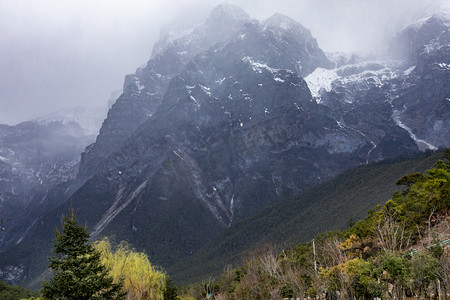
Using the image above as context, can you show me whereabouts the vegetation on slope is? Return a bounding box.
[6,151,449,299]
[180,151,450,299]
[0,280,39,300]
[170,151,446,284]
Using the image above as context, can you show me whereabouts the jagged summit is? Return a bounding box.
[409,12,450,29]
[152,3,251,58]
[390,13,450,62]
[205,3,250,27]
[263,13,310,35]
[78,3,331,180]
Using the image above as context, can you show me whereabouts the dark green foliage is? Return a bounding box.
[41,212,126,300]
[379,252,411,285]
[396,172,425,188]
[410,251,443,298]
[0,280,39,300]
[163,276,178,300]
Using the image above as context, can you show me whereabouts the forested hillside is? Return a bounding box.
[170,151,446,284]
[179,150,450,299]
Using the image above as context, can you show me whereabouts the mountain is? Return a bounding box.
[0,6,448,287]
[0,106,106,258]
[77,3,254,180]
[34,106,108,136]
[389,13,450,150]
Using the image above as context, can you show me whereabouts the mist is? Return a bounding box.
[0,0,448,125]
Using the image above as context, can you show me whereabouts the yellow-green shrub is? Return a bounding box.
[95,238,166,300]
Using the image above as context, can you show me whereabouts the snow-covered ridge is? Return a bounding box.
[404,66,416,75]
[242,56,295,84]
[407,12,450,30]
[437,62,450,70]
[34,106,107,136]
[304,68,339,101]
[305,59,400,103]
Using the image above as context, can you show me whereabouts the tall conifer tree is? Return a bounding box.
[42,211,126,300]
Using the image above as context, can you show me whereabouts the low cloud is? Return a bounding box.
[0,0,448,124]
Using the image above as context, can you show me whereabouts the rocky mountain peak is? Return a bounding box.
[78,4,253,180]
[152,4,250,58]
[205,3,250,28]
[263,13,310,36]
[390,13,450,63]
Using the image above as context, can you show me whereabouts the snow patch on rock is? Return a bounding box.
[242,56,280,74]
[304,68,339,102]
[392,107,438,151]
[404,66,416,75]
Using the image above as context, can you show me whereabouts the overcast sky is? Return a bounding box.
[0,0,448,125]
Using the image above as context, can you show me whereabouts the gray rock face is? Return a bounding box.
[390,14,450,150]
[78,3,253,179]
[78,10,336,226]
[78,4,333,180]
[390,13,450,63]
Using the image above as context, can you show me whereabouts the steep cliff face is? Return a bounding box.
[390,14,450,150]
[78,4,253,179]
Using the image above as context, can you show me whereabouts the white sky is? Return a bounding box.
[0,0,448,125]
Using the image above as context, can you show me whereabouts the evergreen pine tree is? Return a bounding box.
[163,276,178,300]
[41,211,126,300]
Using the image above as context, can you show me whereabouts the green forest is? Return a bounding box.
[1,151,449,299]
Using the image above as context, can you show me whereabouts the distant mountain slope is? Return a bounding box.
[0,106,106,266]
[169,151,445,284]
[0,118,94,246]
